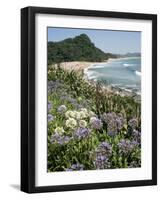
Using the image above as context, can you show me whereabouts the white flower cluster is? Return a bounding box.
[54,127,65,135]
[65,108,89,120]
[65,118,77,129]
[79,120,87,128]
[90,116,97,124]
[65,108,96,129]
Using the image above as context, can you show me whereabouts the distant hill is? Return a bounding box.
[48,34,117,65]
[123,52,141,57]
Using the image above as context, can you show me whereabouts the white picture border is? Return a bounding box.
[35,13,152,186]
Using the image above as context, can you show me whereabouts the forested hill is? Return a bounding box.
[48,34,117,65]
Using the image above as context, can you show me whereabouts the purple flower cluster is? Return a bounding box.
[47,114,54,122]
[50,133,71,145]
[68,97,77,104]
[129,160,141,168]
[94,155,111,169]
[48,101,52,113]
[131,140,139,147]
[117,139,135,155]
[66,163,84,171]
[90,117,103,130]
[60,95,83,109]
[132,129,141,144]
[96,142,112,156]
[57,105,67,113]
[74,128,91,140]
[101,112,125,136]
[128,118,138,130]
[48,80,61,94]
[60,94,70,101]
[94,142,112,169]
[60,94,74,103]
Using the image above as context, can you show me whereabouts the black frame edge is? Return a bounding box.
[152,14,157,185]
[21,7,35,193]
[24,6,157,20]
[21,6,157,193]
[21,7,30,193]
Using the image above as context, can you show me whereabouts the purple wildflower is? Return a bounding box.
[118,139,134,155]
[70,101,83,110]
[101,112,125,136]
[133,129,141,144]
[60,95,69,101]
[57,105,67,113]
[131,140,139,147]
[94,155,111,169]
[63,136,71,143]
[129,160,141,168]
[74,104,83,110]
[66,163,84,171]
[108,130,117,137]
[116,113,125,130]
[68,97,77,104]
[90,117,103,130]
[48,80,61,93]
[50,133,71,145]
[50,133,61,143]
[74,128,91,140]
[93,142,112,169]
[96,142,112,156]
[48,102,52,113]
[47,114,54,122]
[128,118,138,130]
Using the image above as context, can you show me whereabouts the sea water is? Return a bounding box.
[85,57,141,95]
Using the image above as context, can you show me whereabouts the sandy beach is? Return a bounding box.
[52,61,101,72]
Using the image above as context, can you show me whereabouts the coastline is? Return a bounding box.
[52,61,99,72]
[51,58,141,103]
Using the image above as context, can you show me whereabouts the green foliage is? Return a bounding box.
[48,34,117,65]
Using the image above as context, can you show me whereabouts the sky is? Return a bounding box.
[48,27,141,54]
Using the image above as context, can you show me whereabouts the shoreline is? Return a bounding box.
[52,61,99,72]
[51,58,141,103]
[51,57,120,72]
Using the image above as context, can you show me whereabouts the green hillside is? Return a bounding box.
[48,34,117,65]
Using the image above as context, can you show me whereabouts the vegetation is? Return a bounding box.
[47,66,141,172]
[48,34,117,65]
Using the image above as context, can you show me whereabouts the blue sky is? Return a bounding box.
[48,27,141,54]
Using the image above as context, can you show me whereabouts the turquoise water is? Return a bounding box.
[85,57,141,94]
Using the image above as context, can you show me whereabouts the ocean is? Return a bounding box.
[85,57,141,95]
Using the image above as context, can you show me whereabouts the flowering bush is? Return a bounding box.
[47,67,141,172]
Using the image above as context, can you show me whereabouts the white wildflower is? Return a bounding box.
[80,108,88,113]
[65,110,75,118]
[90,117,97,124]
[66,118,77,129]
[54,127,65,135]
[79,111,87,119]
[79,120,87,128]
[75,111,81,120]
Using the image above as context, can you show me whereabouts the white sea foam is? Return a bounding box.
[123,63,136,67]
[135,70,141,76]
[84,69,97,80]
[89,65,105,69]
[88,62,110,70]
